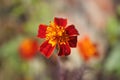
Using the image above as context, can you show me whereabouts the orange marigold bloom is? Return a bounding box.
[37,17,79,58]
[77,36,99,61]
[19,39,38,60]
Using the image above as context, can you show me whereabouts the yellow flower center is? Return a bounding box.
[46,22,69,46]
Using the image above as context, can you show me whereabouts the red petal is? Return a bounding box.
[68,36,77,47]
[65,25,79,36]
[54,17,67,27]
[58,43,71,56]
[40,40,55,58]
[37,24,47,38]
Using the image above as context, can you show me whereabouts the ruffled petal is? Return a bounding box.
[40,40,55,58]
[65,25,79,36]
[54,17,67,27]
[58,43,71,56]
[37,24,47,38]
[68,36,77,47]
[77,37,98,61]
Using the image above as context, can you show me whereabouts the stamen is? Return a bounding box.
[46,23,69,46]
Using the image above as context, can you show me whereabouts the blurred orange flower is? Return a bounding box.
[19,39,38,60]
[77,36,99,61]
[37,17,79,58]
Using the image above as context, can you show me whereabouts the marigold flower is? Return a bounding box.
[19,39,38,60]
[37,17,79,58]
[77,36,99,61]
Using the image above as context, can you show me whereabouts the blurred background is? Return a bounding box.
[0,0,120,80]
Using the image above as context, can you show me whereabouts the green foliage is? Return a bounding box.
[11,5,25,17]
[106,16,120,46]
[24,1,53,36]
[0,36,23,57]
[104,43,120,74]
[117,5,120,16]
[0,35,30,78]
[105,15,120,75]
